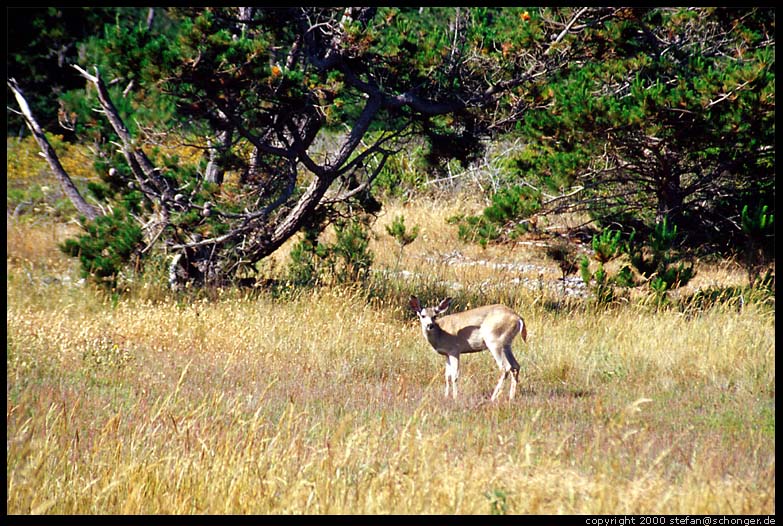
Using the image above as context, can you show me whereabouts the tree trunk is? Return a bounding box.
[205,127,233,185]
[655,161,683,224]
[7,79,100,221]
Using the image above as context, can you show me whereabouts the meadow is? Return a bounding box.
[6,195,775,514]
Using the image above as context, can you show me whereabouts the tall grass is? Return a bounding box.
[6,208,775,514]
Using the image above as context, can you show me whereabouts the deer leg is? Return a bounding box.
[508,368,520,400]
[444,360,451,398]
[488,343,510,401]
[503,346,521,401]
[491,370,508,401]
[447,354,460,399]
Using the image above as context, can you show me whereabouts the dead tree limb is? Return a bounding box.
[71,64,174,213]
[7,78,101,221]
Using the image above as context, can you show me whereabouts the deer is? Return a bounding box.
[409,296,527,401]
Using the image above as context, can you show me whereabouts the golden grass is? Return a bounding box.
[7,136,98,182]
[6,205,775,515]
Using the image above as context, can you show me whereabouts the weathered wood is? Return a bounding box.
[7,79,100,221]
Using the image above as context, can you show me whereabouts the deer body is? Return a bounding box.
[409,296,527,401]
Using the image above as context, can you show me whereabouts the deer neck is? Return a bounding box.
[423,322,445,350]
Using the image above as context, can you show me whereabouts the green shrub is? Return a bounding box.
[287,228,328,287]
[371,139,429,196]
[482,185,541,226]
[580,256,615,306]
[449,185,542,246]
[449,214,500,248]
[385,214,419,248]
[614,264,635,288]
[591,228,623,263]
[287,219,374,286]
[385,214,419,268]
[60,207,144,288]
[624,217,695,296]
[332,220,374,283]
[739,203,775,286]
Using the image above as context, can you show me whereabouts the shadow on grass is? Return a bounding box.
[464,386,595,408]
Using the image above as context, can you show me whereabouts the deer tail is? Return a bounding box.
[518,318,527,343]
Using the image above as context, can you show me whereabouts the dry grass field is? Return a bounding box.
[6,197,775,514]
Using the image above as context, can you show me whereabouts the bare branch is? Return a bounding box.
[72,64,173,207]
[321,150,391,204]
[548,7,591,52]
[328,94,383,170]
[7,78,100,220]
[707,80,752,108]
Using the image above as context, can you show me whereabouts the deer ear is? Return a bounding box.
[437,297,453,314]
[409,296,421,313]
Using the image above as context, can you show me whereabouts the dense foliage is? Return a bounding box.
[7,7,774,290]
[474,8,774,257]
